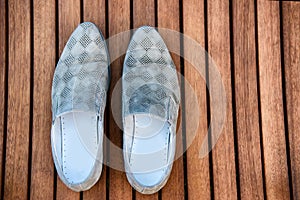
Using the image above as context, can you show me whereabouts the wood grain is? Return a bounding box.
[133,0,155,28]
[232,0,264,199]
[82,1,107,199]
[282,2,300,200]
[4,0,31,199]
[0,0,6,197]
[183,0,211,199]
[58,0,81,56]
[158,0,184,199]
[108,0,132,199]
[133,0,157,199]
[57,0,81,199]
[83,0,106,33]
[30,0,56,199]
[257,0,290,199]
[207,0,237,199]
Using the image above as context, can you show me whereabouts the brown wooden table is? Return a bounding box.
[0,0,299,199]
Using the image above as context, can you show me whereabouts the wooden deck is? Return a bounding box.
[0,0,300,199]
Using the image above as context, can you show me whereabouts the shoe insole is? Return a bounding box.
[128,114,170,187]
[61,112,98,184]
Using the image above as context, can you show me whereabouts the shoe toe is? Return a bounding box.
[132,168,167,187]
[59,22,108,65]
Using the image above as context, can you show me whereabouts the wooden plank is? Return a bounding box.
[82,0,107,199]
[133,0,155,28]
[182,0,211,199]
[83,0,106,32]
[232,0,264,199]
[30,0,56,199]
[0,0,6,197]
[4,0,31,198]
[132,0,157,199]
[157,0,184,199]
[57,0,81,199]
[257,0,290,199]
[282,2,300,199]
[58,0,81,56]
[108,0,132,199]
[207,0,237,199]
